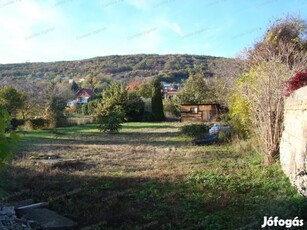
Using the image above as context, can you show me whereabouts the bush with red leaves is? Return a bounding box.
[285,70,307,97]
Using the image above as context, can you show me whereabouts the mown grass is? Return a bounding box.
[0,122,306,229]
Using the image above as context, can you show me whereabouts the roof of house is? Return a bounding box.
[75,88,94,97]
[165,90,178,95]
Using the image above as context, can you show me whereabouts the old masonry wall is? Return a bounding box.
[280,85,307,197]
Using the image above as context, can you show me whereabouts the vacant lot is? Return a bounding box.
[0,122,306,229]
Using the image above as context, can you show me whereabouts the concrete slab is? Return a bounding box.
[22,208,76,229]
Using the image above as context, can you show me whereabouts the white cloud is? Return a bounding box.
[165,22,183,36]
[156,20,183,36]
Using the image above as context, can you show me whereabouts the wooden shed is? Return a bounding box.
[180,104,220,122]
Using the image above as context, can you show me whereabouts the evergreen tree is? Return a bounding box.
[44,82,67,128]
[151,77,165,121]
[95,82,144,121]
[71,81,79,92]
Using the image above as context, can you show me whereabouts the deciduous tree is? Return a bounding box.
[230,16,307,164]
[82,74,98,92]
[45,96,68,128]
[0,86,26,116]
[177,66,210,104]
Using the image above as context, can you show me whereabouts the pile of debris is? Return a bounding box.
[0,202,76,230]
[0,206,33,230]
[192,124,232,145]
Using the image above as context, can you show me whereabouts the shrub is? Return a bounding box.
[82,100,98,115]
[163,98,180,118]
[217,128,233,144]
[219,113,231,126]
[55,117,68,128]
[181,123,210,138]
[11,118,25,130]
[98,111,123,133]
[285,70,307,97]
[0,109,19,166]
[141,111,153,122]
[25,118,50,130]
[125,92,145,121]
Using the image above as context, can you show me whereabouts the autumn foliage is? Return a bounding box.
[127,80,142,92]
[285,70,307,96]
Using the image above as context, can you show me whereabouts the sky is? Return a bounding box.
[0,0,306,64]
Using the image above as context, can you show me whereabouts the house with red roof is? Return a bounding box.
[67,88,94,106]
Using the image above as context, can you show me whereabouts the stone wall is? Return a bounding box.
[280,86,307,197]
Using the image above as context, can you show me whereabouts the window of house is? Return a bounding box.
[190,107,198,113]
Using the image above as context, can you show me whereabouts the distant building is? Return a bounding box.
[162,82,183,100]
[164,90,178,100]
[67,88,94,106]
[69,78,85,84]
[180,104,220,122]
[162,83,171,89]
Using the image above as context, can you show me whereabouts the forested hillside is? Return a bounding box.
[0,54,241,94]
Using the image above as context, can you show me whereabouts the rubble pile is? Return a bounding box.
[0,203,76,230]
[0,206,32,230]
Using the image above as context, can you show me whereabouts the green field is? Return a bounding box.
[0,122,306,229]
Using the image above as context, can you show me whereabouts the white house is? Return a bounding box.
[67,88,94,106]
